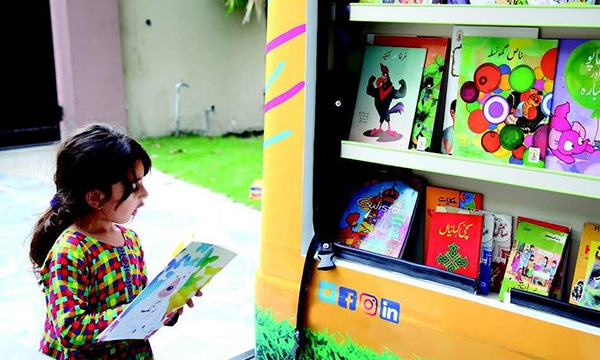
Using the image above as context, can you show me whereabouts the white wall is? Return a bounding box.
[118,0,267,138]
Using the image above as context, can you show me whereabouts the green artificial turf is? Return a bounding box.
[138,133,263,211]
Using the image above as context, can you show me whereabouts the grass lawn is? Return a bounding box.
[138,133,263,211]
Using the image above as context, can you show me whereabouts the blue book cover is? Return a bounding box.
[338,177,425,258]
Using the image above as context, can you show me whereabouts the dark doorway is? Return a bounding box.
[1,1,62,150]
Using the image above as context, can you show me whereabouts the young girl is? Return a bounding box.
[29,123,198,359]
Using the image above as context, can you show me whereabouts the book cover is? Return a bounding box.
[370,35,450,152]
[349,44,427,149]
[498,218,569,302]
[423,185,483,259]
[515,216,570,300]
[453,36,559,167]
[569,222,600,308]
[425,211,484,279]
[468,0,595,4]
[489,213,514,293]
[97,241,237,341]
[359,0,442,3]
[545,39,600,177]
[337,177,426,258]
[549,240,570,301]
[440,26,540,156]
[580,239,600,310]
[435,206,494,294]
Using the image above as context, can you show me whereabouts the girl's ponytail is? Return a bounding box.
[29,194,76,274]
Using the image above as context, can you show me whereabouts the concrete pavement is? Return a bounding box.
[0,144,260,359]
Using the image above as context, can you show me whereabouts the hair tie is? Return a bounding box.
[50,194,61,211]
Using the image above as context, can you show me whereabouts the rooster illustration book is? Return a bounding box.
[365,62,408,138]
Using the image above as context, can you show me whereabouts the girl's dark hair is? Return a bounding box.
[29,123,152,271]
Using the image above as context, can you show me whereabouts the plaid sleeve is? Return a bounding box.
[44,243,123,348]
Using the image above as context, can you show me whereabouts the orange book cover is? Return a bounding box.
[424,186,483,259]
[569,222,600,308]
[425,211,484,279]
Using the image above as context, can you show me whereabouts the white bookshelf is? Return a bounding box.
[350,4,600,28]
[341,141,600,200]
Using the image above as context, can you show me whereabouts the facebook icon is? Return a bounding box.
[338,286,357,311]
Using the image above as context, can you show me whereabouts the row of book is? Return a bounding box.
[349,28,600,177]
[335,176,599,311]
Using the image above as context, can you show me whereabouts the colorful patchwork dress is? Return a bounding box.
[39,225,153,359]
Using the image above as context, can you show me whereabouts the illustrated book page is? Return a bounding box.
[569,223,600,309]
[580,240,600,311]
[498,218,569,302]
[424,210,483,280]
[545,39,600,177]
[349,44,426,150]
[337,177,426,258]
[369,34,449,152]
[453,36,559,167]
[97,241,237,341]
[440,26,539,155]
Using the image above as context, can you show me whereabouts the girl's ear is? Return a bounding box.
[86,190,106,210]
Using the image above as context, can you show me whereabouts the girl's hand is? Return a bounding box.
[185,290,203,308]
[163,290,203,326]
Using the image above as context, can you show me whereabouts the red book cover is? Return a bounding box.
[425,211,484,279]
[371,35,449,152]
[424,186,483,259]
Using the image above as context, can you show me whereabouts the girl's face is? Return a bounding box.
[102,159,148,224]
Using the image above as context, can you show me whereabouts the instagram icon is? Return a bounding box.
[359,293,378,316]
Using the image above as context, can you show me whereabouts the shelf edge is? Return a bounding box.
[341,141,600,200]
[349,4,600,29]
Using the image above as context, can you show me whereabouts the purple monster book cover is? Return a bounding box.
[349,44,426,150]
[337,177,425,258]
[545,39,600,177]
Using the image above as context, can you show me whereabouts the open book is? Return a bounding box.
[97,241,237,341]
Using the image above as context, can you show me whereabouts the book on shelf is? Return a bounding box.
[439,25,540,156]
[425,210,484,280]
[368,34,450,152]
[498,217,569,303]
[516,216,571,301]
[349,44,427,150]
[358,0,443,3]
[337,176,426,258]
[581,239,600,311]
[453,36,559,168]
[438,207,514,294]
[488,212,513,293]
[545,39,600,177]
[97,241,237,341]
[435,206,494,295]
[423,185,483,260]
[548,239,570,301]
[569,222,600,310]
[467,0,595,4]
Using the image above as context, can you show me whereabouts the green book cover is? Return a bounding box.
[499,219,568,302]
[453,36,559,167]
